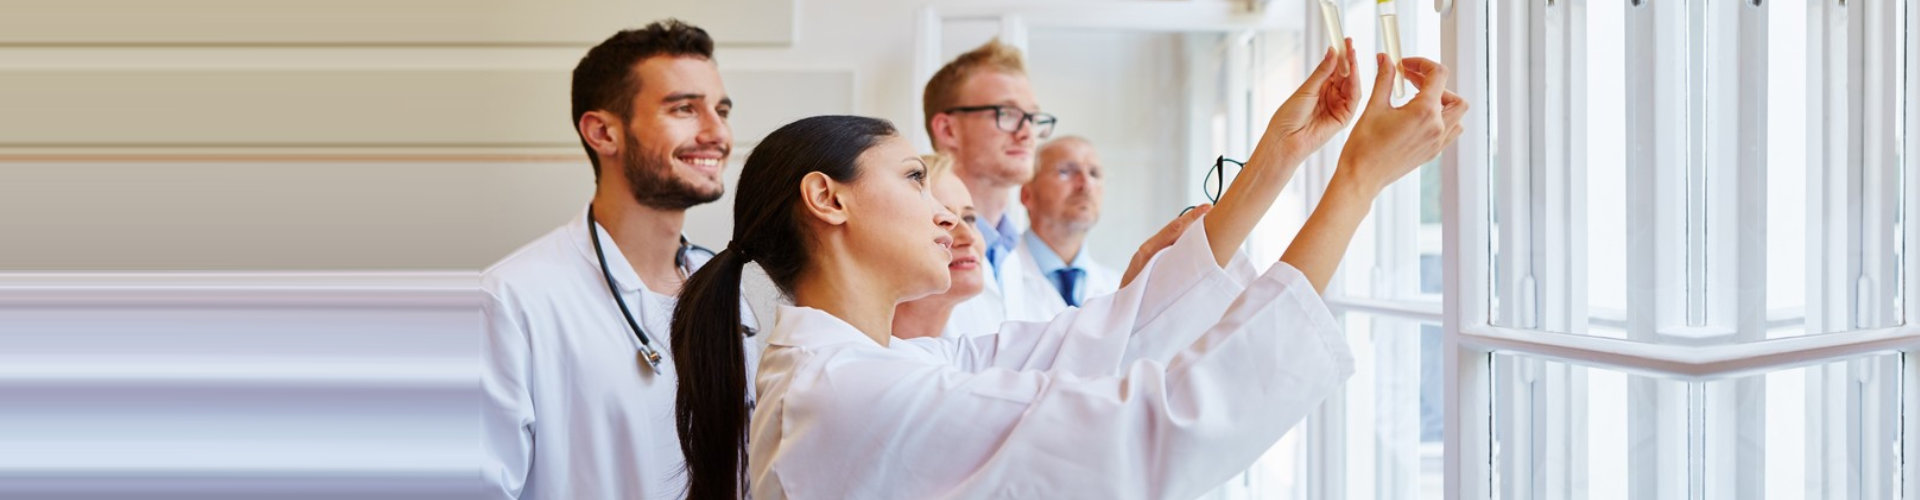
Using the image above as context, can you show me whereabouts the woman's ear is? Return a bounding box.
[798,171,850,226]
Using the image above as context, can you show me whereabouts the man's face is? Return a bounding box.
[1023,139,1103,234]
[942,71,1041,190]
[617,55,733,210]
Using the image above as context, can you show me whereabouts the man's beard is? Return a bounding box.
[1057,196,1099,234]
[620,137,726,211]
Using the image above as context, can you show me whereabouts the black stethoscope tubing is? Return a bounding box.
[586,206,695,375]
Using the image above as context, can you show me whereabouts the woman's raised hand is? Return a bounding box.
[1333,55,1467,195]
[1259,38,1364,168]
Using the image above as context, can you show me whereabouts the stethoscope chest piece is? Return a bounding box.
[637,345,664,374]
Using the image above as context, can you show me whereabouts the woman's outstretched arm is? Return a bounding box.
[1202,39,1363,267]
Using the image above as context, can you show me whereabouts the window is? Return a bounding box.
[1447,0,1918,498]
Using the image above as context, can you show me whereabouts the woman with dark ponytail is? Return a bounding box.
[671,115,903,499]
[674,49,1467,499]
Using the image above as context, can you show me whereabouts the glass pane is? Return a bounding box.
[1584,0,1628,331]
[1488,0,1907,340]
[1764,0,1808,326]
[1490,351,1902,498]
[1340,162,1445,302]
[1761,0,1907,338]
[1342,313,1445,499]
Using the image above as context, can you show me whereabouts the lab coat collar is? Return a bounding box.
[766,306,885,349]
[567,205,689,294]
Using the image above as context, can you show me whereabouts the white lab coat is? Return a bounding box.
[479,207,757,499]
[748,217,1353,500]
[1013,233,1122,320]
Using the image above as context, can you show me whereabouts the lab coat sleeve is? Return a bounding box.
[1114,249,1261,368]
[950,217,1265,376]
[478,287,534,499]
[772,262,1352,500]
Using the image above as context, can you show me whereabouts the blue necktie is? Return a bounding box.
[978,219,1014,277]
[1052,268,1086,307]
[985,243,1007,276]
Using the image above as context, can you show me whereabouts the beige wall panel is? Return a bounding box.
[1,69,575,148]
[0,69,853,149]
[0,161,594,271]
[0,70,851,271]
[0,0,794,46]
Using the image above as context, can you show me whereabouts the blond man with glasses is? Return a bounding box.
[922,39,1058,337]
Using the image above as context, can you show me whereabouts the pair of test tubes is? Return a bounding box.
[1319,0,1405,99]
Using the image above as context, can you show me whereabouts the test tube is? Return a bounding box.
[1378,0,1405,99]
[1318,0,1344,57]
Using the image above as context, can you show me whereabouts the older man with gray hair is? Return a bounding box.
[1015,135,1119,314]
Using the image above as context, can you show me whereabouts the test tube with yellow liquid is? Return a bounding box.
[1317,0,1344,56]
[1377,0,1405,100]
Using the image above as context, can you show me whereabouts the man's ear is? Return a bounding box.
[579,111,624,159]
[1018,184,1034,207]
[797,171,850,226]
[929,113,959,152]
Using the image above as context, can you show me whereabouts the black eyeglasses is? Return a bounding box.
[1183,156,1244,215]
[943,105,1058,139]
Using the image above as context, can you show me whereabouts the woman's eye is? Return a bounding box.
[962,214,977,224]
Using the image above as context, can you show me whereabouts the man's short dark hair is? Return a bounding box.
[571,19,716,175]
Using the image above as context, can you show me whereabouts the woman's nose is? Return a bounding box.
[949,226,977,248]
[933,206,960,231]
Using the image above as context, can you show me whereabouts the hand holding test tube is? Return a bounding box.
[1377,0,1406,99]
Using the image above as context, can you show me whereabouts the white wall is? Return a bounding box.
[1026,29,1193,268]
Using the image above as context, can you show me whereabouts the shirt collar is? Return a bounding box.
[1022,230,1088,275]
[766,305,884,348]
[975,214,1021,255]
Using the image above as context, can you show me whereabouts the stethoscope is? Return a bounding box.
[586,206,708,376]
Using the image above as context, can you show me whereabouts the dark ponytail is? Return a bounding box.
[672,115,897,499]
[670,246,751,500]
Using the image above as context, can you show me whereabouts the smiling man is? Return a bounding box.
[923,39,1061,337]
[479,20,755,499]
